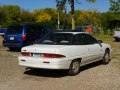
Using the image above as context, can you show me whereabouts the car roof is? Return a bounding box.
[52,30,89,35]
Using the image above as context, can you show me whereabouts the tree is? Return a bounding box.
[74,9,100,27]
[1,5,21,27]
[56,0,96,30]
[21,9,35,24]
[36,13,51,23]
[89,9,101,27]
[0,6,5,27]
[109,0,120,14]
[33,8,63,29]
[100,12,119,34]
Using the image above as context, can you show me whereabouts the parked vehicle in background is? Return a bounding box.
[114,29,120,41]
[3,24,50,50]
[18,31,111,76]
[0,29,6,37]
[76,26,100,34]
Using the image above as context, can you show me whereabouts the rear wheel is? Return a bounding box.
[102,49,110,64]
[68,60,80,76]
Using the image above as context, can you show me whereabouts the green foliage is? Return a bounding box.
[0,3,119,33]
[109,0,120,14]
[1,5,21,27]
[73,9,100,27]
[0,7,5,27]
[100,12,120,34]
[87,0,96,2]
[33,8,65,29]
[20,9,35,24]
[56,0,66,11]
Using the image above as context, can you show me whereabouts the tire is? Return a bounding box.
[68,60,80,76]
[115,38,119,42]
[9,47,16,51]
[9,47,21,51]
[102,50,110,64]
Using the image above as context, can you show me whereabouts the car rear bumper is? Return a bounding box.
[18,56,71,70]
[3,41,23,48]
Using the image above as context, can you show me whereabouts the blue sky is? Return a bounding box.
[0,0,111,12]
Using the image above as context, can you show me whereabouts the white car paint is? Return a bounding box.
[18,32,111,70]
[18,44,111,69]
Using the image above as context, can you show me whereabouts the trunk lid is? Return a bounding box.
[22,45,67,54]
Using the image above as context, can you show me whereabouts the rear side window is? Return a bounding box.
[73,34,84,45]
[7,25,23,34]
[81,34,98,45]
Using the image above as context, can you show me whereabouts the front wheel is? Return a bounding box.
[102,50,110,64]
[68,60,80,76]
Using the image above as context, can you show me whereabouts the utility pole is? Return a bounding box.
[56,0,67,30]
[58,9,60,30]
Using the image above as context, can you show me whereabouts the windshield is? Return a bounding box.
[7,25,23,34]
[37,33,73,45]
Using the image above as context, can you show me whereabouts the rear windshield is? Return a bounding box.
[36,33,73,45]
[7,25,23,34]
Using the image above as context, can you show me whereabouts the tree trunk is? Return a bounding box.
[71,0,75,30]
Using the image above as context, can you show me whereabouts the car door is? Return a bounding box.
[71,34,90,66]
[81,34,104,62]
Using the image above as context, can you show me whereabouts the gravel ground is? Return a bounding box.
[0,37,120,90]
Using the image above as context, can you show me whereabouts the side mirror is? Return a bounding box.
[98,40,103,43]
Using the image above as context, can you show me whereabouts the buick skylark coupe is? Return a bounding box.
[18,31,111,76]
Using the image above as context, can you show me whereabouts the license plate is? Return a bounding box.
[10,37,14,40]
[33,53,40,58]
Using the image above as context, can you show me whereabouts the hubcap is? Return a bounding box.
[72,61,79,71]
[105,53,110,62]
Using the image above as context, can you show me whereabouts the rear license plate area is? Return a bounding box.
[33,53,40,58]
[10,37,14,40]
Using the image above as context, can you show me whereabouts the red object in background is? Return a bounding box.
[85,27,92,33]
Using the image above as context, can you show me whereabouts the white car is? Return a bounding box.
[18,31,111,76]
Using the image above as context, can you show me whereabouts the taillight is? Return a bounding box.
[21,52,31,56]
[42,54,65,58]
[22,34,26,41]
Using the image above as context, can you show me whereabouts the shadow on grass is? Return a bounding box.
[24,61,102,78]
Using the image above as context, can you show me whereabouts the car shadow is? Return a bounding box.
[80,61,102,72]
[24,61,102,78]
[24,69,68,78]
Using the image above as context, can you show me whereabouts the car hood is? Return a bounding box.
[21,44,68,54]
